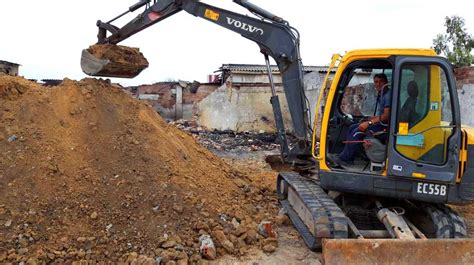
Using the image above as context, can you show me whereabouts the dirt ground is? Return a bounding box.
[213,153,322,265]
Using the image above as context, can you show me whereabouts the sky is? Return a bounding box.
[1,0,473,86]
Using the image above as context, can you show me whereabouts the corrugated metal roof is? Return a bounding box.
[0,60,20,66]
[219,64,335,73]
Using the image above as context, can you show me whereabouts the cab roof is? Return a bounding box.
[340,49,438,62]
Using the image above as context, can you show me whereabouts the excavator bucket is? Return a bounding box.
[322,239,474,265]
[80,44,149,78]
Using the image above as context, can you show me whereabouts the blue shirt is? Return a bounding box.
[376,88,391,116]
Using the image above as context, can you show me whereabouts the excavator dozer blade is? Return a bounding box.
[80,44,149,78]
[322,239,474,265]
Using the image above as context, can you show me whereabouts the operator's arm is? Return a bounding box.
[372,107,390,124]
[358,107,390,132]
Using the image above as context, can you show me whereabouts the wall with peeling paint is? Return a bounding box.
[195,71,328,132]
[455,67,474,127]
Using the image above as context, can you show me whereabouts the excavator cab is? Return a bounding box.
[320,50,464,195]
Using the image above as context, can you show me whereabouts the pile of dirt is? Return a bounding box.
[87,44,149,66]
[0,76,280,263]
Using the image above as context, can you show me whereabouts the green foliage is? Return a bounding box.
[433,16,474,67]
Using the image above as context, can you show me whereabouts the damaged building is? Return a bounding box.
[128,64,339,133]
[0,60,20,76]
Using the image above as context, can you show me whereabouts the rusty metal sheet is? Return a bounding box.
[322,239,474,265]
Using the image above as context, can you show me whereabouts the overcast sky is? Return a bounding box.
[1,0,473,86]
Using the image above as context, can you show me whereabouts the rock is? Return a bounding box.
[231,218,240,228]
[162,240,177,249]
[263,238,279,248]
[262,244,276,253]
[160,249,178,263]
[7,135,17,142]
[233,225,247,236]
[213,230,227,245]
[26,257,38,264]
[7,252,18,261]
[17,247,29,255]
[127,252,139,263]
[4,219,12,227]
[172,204,184,214]
[245,229,258,245]
[199,235,216,260]
[176,259,188,265]
[90,211,98,220]
[157,236,168,247]
[222,240,235,254]
[172,251,184,260]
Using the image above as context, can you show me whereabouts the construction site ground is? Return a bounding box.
[0,75,473,264]
[208,151,322,265]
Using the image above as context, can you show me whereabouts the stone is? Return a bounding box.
[17,247,29,255]
[173,205,184,214]
[245,229,258,245]
[26,257,38,265]
[231,218,240,228]
[262,244,276,253]
[233,225,247,236]
[176,256,188,265]
[213,230,227,245]
[90,211,98,220]
[162,240,177,249]
[222,240,235,254]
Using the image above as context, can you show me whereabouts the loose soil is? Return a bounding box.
[0,76,280,264]
[87,44,149,66]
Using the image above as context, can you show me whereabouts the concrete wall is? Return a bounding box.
[195,71,331,132]
[455,67,474,127]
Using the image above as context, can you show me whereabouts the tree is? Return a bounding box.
[433,16,474,67]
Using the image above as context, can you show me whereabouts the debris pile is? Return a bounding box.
[0,75,281,263]
[169,120,281,153]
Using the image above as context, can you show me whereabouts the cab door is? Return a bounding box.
[387,56,461,183]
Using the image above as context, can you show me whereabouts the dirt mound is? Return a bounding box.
[0,76,279,263]
[87,44,149,66]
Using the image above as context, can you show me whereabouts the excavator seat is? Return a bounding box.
[399,80,420,127]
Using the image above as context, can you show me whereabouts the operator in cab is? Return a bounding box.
[330,73,391,167]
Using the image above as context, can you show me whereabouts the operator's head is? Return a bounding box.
[374,73,388,92]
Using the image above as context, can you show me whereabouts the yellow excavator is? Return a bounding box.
[81,0,474,264]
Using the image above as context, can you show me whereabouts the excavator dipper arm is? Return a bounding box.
[82,0,312,158]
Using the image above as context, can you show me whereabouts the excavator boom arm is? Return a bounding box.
[88,0,312,156]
